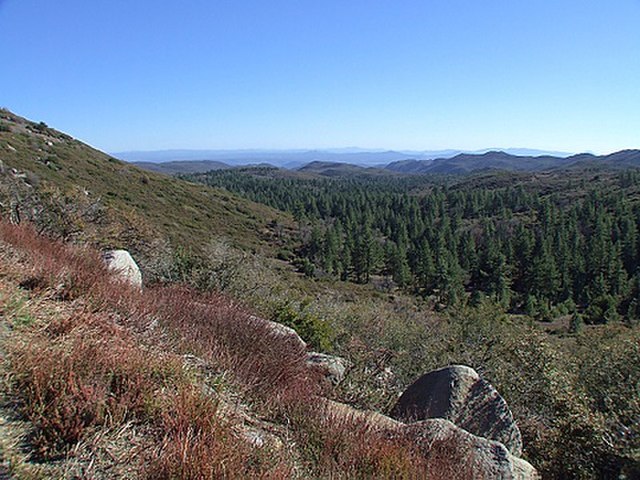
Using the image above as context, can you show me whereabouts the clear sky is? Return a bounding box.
[1,0,639,154]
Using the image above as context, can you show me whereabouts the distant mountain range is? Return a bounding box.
[132,160,231,175]
[385,150,640,175]
[120,148,640,177]
[114,147,574,170]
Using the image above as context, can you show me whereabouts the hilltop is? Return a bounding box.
[0,109,292,254]
[297,161,397,178]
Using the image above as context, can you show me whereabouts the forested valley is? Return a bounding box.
[185,167,640,325]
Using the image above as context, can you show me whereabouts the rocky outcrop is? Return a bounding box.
[247,317,349,384]
[102,250,142,288]
[390,365,523,456]
[397,419,536,480]
[247,316,349,384]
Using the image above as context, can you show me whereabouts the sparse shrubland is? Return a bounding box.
[0,222,298,477]
[0,221,483,478]
[134,224,640,478]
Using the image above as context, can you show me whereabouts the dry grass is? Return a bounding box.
[0,220,109,302]
[0,222,299,476]
[7,310,184,458]
[145,386,294,479]
[286,402,476,480]
[137,285,320,407]
[293,410,430,479]
[0,221,471,478]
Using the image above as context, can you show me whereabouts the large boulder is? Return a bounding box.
[390,365,523,456]
[102,250,142,288]
[247,315,308,350]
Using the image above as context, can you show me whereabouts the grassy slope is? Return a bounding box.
[0,222,466,479]
[0,109,292,252]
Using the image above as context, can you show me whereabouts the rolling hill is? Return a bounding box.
[297,160,398,177]
[0,109,292,253]
[386,150,640,175]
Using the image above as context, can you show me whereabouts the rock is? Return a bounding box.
[390,365,523,456]
[396,419,537,480]
[319,398,537,479]
[102,250,142,288]
[241,429,265,448]
[247,315,307,350]
[306,352,350,384]
[319,398,403,431]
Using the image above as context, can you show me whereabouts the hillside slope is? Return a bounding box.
[0,221,542,479]
[0,109,292,253]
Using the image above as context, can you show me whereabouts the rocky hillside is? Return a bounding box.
[0,222,537,478]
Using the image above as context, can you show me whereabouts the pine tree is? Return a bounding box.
[414,237,436,295]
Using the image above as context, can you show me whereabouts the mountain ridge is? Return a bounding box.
[131,149,640,177]
[113,147,575,169]
[385,149,640,175]
[0,108,291,253]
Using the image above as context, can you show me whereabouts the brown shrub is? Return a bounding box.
[0,222,319,409]
[7,311,186,457]
[145,386,294,479]
[0,221,316,474]
[132,284,321,411]
[288,403,461,479]
[0,221,109,301]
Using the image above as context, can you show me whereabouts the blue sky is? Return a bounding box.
[1,0,639,153]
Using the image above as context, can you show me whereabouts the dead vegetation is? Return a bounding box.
[0,221,470,478]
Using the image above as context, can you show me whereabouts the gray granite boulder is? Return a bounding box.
[390,365,523,456]
[320,398,537,479]
[396,419,536,480]
[247,315,308,350]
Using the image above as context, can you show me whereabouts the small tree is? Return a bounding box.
[568,312,584,334]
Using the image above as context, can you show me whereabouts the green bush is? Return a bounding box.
[569,312,584,334]
[273,301,334,351]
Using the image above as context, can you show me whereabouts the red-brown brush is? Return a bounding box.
[0,220,466,478]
